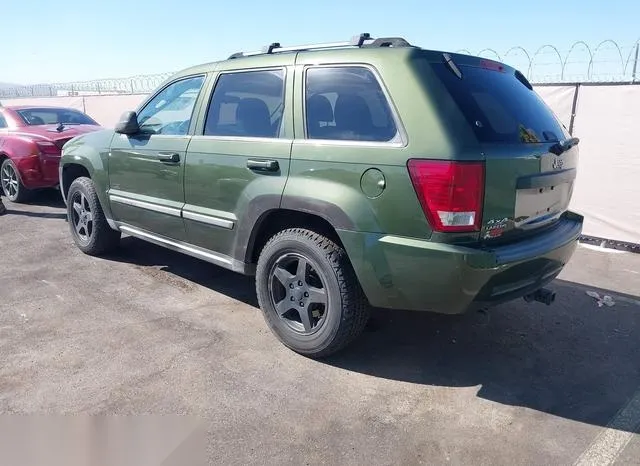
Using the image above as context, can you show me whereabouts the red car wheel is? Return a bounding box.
[1,159,31,203]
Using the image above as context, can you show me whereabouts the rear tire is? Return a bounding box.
[67,177,120,255]
[255,228,370,358]
[1,158,32,203]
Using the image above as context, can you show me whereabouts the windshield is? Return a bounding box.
[431,60,567,144]
[17,108,98,126]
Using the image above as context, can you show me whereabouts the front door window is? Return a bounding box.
[137,75,205,136]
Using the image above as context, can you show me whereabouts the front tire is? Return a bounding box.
[67,177,120,255]
[1,158,32,203]
[256,228,370,358]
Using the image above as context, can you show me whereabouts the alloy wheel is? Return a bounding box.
[71,191,94,243]
[268,253,329,334]
[1,163,19,200]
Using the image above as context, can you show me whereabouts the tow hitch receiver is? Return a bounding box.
[524,288,556,305]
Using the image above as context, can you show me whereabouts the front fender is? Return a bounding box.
[60,129,116,222]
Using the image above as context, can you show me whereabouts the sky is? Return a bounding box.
[2,0,640,84]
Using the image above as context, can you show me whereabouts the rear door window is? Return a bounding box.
[431,60,567,144]
[203,69,285,138]
[304,66,398,142]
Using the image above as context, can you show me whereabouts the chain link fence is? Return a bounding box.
[2,40,639,98]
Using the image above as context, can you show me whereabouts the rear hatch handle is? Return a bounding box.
[549,137,580,155]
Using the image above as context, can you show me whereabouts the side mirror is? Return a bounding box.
[115,111,140,135]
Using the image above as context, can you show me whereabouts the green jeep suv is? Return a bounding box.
[59,33,583,357]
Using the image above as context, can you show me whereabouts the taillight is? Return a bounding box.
[407,159,485,233]
[35,141,60,155]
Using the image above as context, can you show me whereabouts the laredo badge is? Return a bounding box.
[483,218,510,239]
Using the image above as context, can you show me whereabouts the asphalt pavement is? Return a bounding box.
[1,190,639,466]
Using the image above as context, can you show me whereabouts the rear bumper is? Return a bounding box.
[338,211,583,314]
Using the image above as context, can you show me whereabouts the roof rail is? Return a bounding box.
[227,33,411,59]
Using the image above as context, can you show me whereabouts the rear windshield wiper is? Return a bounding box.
[443,53,463,79]
[515,70,533,90]
[549,137,580,155]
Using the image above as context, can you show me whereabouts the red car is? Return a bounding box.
[0,105,101,202]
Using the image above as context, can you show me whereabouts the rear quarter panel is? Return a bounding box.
[0,133,42,188]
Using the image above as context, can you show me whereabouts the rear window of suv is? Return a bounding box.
[430,59,567,144]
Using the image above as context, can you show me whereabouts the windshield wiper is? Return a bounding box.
[443,53,463,79]
[515,70,533,90]
[549,137,580,155]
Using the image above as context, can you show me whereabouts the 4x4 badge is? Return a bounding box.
[552,157,564,170]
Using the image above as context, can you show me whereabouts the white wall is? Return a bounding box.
[3,85,639,245]
[534,85,576,130]
[569,86,640,244]
[1,94,148,127]
[83,94,149,127]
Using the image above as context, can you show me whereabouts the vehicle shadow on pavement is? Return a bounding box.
[105,236,258,307]
[5,210,67,219]
[21,189,66,208]
[3,190,66,217]
[100,237,640,432]
[325,279,640,432]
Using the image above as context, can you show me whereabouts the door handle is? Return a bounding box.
[157,152,180,163]
[247,159,279,171]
